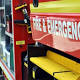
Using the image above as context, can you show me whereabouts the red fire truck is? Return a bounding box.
[29,0,80,80]
[0,0,80,80]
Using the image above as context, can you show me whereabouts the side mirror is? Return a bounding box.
[33,0,38,7]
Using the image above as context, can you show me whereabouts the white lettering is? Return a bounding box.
[58,21,63,36]
[63,21,67,38]
[51,20,55,34]
[55,20,58,35]
[78,22,80,40]
[33,16,80,40]
[43,19,46,32]
[47,19,51,34]
[67,22,72,39]
[72,22,78,40]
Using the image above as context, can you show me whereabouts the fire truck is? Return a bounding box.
[29,0,80,80]
[0,0,80,80]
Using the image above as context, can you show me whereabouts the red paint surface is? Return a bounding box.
[12,0,31,80]
[30,13,80,58]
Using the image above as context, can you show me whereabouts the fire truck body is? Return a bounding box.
[29,0,80,80]
[30,0,80,58]
[0,0,80,80]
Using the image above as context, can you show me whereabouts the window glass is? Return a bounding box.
[0,0,14,75]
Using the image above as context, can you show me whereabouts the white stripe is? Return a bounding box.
[35,34,51,41]
[0,61,13,80]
